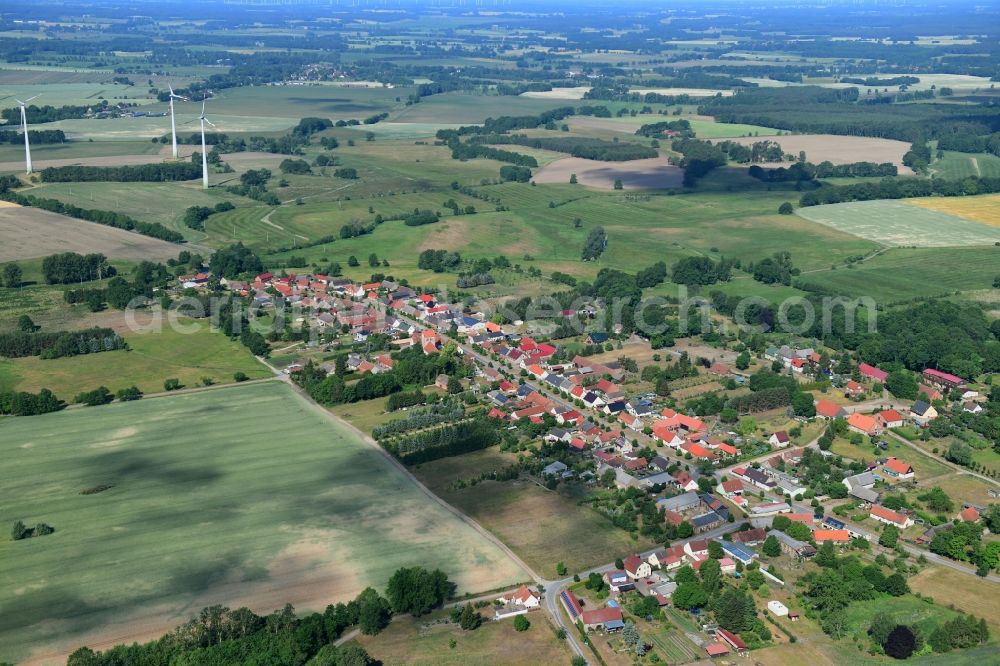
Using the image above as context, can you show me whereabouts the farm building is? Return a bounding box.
[721,540,757,565]
[922,368,964,389]
[847,412,883,437]
[582,605,624,632]
[770,529,816,558]
[767,600,789,617]
[877,409,905,428]
[870,504,914,528]
[560,590,583,622]
[859,363,888,383]
[815,399,846,420]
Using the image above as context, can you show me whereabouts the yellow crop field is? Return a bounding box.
[906,194,1000,228]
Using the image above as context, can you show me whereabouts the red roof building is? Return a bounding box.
[922,368,964,388]
[859,363,888,383]
[815,399,844,419]
[813,528,851,543]
[717,628,747,652]
[877,409,904,428]
[960,507,980,522]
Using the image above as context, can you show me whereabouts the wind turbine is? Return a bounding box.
[15,95,38,174]
[167,85,188,159]
[198,99,216,190]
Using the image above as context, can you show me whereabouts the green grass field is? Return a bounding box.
[796,200,1000,247]
[930,151,1000,180]
[29,181,255,240]
[389,92,575,124]
[0,321,271,397]
[798,247,1000,303]
[0,139,162,165]
[0,382,524,663]
[0,81,156,107]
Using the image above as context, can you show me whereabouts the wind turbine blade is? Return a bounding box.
[168,84,174,96]
[25,95,38,102]
[201,100,206,116]
[204,119,217,128]
[14,99,23,106]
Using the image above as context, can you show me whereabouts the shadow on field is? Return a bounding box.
[88,450,223,487]
[0,588,109,635]
[166,553,246,596]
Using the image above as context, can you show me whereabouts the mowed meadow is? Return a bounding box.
[0,382,524,664]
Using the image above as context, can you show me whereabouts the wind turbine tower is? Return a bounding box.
[167,85,188,159]
[16,95,38,174]
[198,99,216,190]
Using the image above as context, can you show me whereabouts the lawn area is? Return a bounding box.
[0,382,524,664]
[844,596,965,643]
[329,389,449,434]
[908,565,1000,631]
[922,472,1000,509]
[830,435,951,480]
[351,607,573,665]
[0,321,271,398]
[413,447,652,576]
[755,593,995,666]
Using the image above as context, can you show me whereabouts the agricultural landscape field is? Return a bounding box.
[0,1,999,664]
[0,382,524,664]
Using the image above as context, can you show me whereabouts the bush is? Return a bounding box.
[513,615,530,631]
[74,386,113,406]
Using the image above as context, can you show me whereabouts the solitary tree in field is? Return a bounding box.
[569,173,577,184]
[2,262,22,288]
[778,202,794,215]
[884,625,917,659]
[613,178,623,190]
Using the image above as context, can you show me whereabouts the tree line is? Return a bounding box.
[0,102,104,124]
[0,327,126,360]
[66,565,452,666]
[699,86,1000,143]
[799,175,1000,207]
[0,388,63,416]
[749,161,897,182]
[447,140,538,167]
[0,128,66,144]
[40,162,202,183]
[383,417,501,464]
[41,251,114,284]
